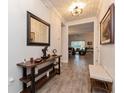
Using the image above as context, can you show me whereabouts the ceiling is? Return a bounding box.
[49,0,101,21]
[68,22,94,35]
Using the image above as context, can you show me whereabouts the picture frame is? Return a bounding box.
[100,4,115,45]
[27,11,50,46]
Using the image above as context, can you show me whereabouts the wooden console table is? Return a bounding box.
[17,55,62,93]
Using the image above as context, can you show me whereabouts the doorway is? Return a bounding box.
[68,22,94,64]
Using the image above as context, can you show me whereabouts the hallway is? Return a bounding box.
[37,54,93,93]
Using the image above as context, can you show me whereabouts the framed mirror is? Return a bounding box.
[27,11,50,46]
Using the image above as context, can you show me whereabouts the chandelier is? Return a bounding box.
[69,1,86,16]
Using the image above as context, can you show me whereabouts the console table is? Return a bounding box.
[17,55,62,93]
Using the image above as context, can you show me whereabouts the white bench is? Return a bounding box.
[89,65,112,93]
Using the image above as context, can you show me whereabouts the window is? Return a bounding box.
[71,41,85,49]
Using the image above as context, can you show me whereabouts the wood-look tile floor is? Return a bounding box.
[37,54,93,93]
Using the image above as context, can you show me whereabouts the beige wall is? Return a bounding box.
[69,32,94,47]
[98,0,115,93]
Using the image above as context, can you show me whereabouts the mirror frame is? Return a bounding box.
[27,11,50,46]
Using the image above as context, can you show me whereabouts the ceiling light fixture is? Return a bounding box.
[69,0,86,16]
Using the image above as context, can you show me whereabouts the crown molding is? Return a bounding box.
[41,0,66,23]
[66,17,97,26]
[96,0,104,17]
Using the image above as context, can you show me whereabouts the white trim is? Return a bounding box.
[66,17,96,26]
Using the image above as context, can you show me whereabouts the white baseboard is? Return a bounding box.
[17,89,22,93]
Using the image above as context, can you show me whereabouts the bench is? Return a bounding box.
[89,65,113,93]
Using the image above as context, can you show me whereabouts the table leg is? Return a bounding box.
[22,68,27,89]
[52,63,55,72]
[58,57,60,74]
[31,67,35,93]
